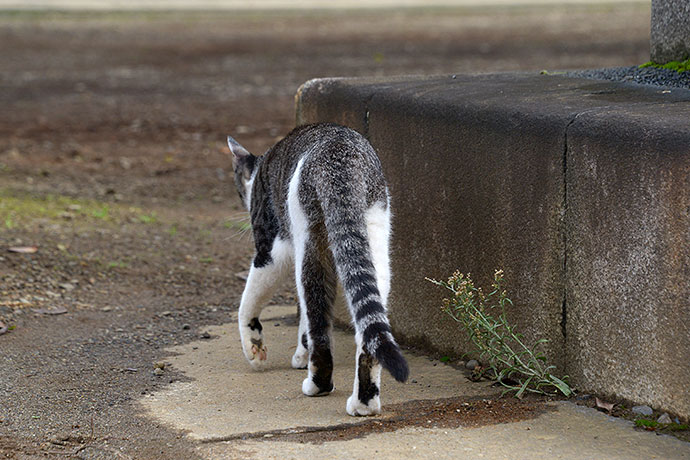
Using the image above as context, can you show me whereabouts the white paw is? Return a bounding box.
[302,377,333,397]
[291,348,308,369]
[243,342,268,371]
[346,395,381,416]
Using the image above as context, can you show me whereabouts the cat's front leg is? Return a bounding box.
[238,264,271,370]
[238,245,290,370]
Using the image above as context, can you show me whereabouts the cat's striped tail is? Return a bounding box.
[321,192,409,383]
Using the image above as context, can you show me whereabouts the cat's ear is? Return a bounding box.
[227,135,253,161]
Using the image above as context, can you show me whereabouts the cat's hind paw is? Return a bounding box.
[346,395,381,416]
[291,348,308,369]
[302,377,334,397]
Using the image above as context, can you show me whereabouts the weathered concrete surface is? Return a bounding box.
[651,0,690,64]
[295,73,690,418]
[202,403,690,459]
[566,104,690,419]
[140,305,496,441]
[140,305,690,460]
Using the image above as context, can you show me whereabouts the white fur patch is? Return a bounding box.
[244,175,255,211]
[365,199,392,306]
[287,158,312,371]
[271,237,293,268]
[292,315,309,369]
[346,394,381,416]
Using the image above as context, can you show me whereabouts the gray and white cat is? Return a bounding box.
[227,122,409,416]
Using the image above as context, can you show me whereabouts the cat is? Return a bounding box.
[227,122,409,416]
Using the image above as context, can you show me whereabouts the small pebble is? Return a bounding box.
[154,362,166,369]
[465,359,479,370]
[632,405,653,416]
[657,413,672,424]
[200,331,211,339]
[182,324,191,330]
[153,367,164,376]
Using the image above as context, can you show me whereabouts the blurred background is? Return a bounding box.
[0,0,651,336]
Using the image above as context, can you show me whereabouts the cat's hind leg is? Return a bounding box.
[346,201,391,415]
[347,344,382,416]
[238,238,291,370]
[297,237,337,396]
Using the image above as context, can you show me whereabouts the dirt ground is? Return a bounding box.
[0,4,651,459]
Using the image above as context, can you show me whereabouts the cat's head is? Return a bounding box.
[227,135,258,210]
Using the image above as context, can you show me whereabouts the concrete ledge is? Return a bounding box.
[295,73,690,418]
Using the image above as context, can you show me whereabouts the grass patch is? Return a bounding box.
[136,213,157,224]
[0,189,159,229]
[635,417,689,432]
[106,260,128,270]
[0,190,118,227]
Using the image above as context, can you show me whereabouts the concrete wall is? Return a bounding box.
[566,105,690,418]
[295,73,690,418]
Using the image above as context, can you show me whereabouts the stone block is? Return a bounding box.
[651,0,690,63]
[566,104,690,418]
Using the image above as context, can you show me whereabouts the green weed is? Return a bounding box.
[428,270,573,398]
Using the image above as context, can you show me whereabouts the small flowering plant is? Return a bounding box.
[428,270,572,398]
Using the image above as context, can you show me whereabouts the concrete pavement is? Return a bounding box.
[140,305,690,459]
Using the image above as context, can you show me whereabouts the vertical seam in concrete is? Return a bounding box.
[362,92,377,140]
[561,112,582,370]
[561,117,573,347]
[561,108,602,372]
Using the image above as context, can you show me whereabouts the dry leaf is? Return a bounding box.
[595,397,614,413]
[8,246,38,254]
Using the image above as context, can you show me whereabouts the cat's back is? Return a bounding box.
[263,123,387,221]
[267,123,380,169]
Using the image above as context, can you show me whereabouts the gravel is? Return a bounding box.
[567,66,690,90]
